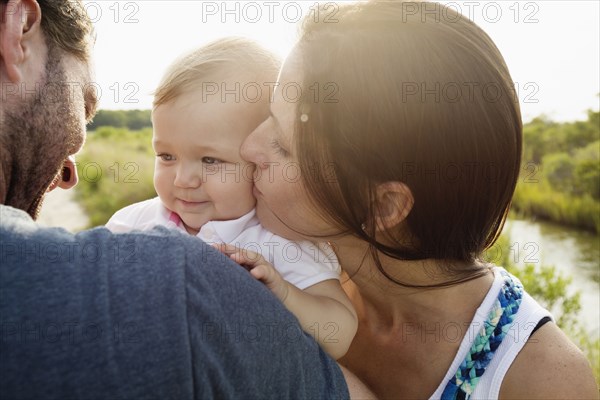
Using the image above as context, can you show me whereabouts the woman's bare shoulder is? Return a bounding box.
[500,322,598,399]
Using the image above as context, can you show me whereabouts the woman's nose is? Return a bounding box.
[241,120,267,168]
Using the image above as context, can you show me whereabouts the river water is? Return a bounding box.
[503,218,600,335]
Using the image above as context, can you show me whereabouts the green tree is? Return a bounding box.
[87,110,152,131]
[125,109,152,130]
[543,152,575,193]
[562,120,599,152]
[514,110,600,231]
[573,141,600,199]
[523,116,553,163]
[88,110,127,130]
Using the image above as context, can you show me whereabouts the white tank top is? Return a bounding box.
[429,267,553,399]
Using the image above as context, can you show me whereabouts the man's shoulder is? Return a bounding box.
[76,223,218,270]
[0,203,211,270]
[0,207,350,399]
[0,204,36,230]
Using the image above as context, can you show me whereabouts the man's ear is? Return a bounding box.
[47,157,78,192]
[0,0,42,83]
[373,181,414,232]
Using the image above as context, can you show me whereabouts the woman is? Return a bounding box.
[241,1,598,399]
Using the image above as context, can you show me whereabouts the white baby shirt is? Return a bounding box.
[106,197,341,290]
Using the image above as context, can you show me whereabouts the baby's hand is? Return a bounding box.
[212,244,289,303]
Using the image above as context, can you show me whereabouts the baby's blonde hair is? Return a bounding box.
[153,37,281,108]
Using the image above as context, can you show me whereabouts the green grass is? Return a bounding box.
[75,127,156,227]
[512,179,600,233]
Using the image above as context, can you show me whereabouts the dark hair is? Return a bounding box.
[295,1,522,286]
[1,0,92,60]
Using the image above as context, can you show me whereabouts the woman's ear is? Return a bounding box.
[0,0,43,83]
[373,181,414,231]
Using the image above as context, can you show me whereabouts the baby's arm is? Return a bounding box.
[216,244,358,360]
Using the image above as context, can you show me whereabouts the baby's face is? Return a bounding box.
[152,89,264,234]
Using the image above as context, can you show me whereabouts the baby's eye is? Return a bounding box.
[157,153,175,162]
[202,157,223,165]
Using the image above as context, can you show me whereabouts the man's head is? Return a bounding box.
[0,0,97,218]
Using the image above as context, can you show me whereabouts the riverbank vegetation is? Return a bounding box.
[87,109,152,131]
[513,110,600,233]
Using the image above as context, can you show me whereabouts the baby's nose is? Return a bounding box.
[174,165,202,188]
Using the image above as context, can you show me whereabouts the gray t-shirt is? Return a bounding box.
[0,205,348,399]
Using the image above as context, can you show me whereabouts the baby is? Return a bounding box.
[106,37,357,359]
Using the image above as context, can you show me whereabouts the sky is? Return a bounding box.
[85,0,600,122]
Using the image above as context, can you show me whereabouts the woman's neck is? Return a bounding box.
[336,241,494,329]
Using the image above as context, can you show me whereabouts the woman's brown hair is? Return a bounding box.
[295,1,522,286]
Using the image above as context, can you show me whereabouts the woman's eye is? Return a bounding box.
[202,157,223,165]
[271,139,290,157]
[158,153,175,162]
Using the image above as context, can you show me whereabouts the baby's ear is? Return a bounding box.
[0,0,43,83]
[372,181,414,231]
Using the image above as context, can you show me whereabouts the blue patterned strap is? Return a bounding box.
[441,270,524,400]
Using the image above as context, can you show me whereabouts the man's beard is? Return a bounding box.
[0,45,85,219]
